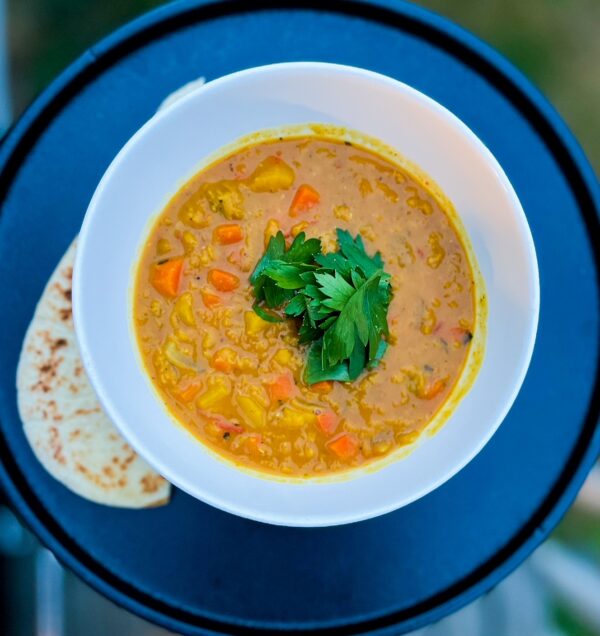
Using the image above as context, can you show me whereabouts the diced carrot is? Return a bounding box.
[208,269,240,292]
[214,223,243,245]
[289,184,320,217]
[151,258,183,298]
[212,357,232,373]
[311,381,333,394]
[201,290,221,308]
[173,380,202,403]
[213,417,244,434]
[316,410,338,435]
[421,379,447,400]
[267,373,295,401]
[212,348,236,373]
[327,433,359,460]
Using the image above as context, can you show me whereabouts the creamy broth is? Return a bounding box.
[134,136,476,476]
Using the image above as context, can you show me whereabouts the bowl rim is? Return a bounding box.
[73,61,540,526]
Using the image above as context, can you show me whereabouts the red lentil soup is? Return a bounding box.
[133,135,477,477]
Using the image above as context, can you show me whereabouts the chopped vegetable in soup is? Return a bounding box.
[134,136,476,476]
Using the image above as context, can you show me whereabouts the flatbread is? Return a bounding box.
[157,76,205,111]
[16,239,171,507]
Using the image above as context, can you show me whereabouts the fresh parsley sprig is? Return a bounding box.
[250,229,392,383]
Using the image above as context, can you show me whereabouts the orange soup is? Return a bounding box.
[133,136,476,476]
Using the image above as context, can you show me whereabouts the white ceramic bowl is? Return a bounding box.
[74,62,539,526]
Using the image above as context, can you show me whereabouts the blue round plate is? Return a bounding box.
[0,1,598,634]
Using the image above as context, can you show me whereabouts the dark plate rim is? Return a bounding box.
[0,1,599,634]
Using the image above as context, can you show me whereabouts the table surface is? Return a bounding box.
[0,1,598,635]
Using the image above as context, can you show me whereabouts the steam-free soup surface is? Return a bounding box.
[134,136,475,476]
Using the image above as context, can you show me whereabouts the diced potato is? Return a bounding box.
[179,190,210,228]
[173,328,194,344]
[197,377,231,410]
[174,292,196,327]
[244,310,268,337]
[247,156,295,192]
[157,239,172,255]
[203,181,245,219]
[273,348,293,367]
[201,330,216,352]
[279,408,305,429]
[163,339,197,372]
[291,221,309,237]
[181,231,197,253]
[264,219,280,247]
[237,395,266,429]
[279,406,316,429]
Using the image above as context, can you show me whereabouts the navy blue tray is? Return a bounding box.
[0,1,598,634]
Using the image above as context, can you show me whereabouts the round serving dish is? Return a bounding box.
[73,61,539,526]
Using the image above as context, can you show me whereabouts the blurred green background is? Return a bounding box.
[6,0,600,171]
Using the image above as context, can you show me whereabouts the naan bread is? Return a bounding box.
[16,240,171,507]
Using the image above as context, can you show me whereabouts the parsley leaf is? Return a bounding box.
[252,302,284,323]
[249,227,393,383]
[284,294,307,317]
[314,271,355,311]
[251,231,320,316]
[336,229,383,277]
[304,342,351,383]
[321,272,383,366]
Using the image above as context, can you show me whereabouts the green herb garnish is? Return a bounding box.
[250,229,393,383]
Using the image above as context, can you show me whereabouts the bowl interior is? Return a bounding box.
[74,62,539,526]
